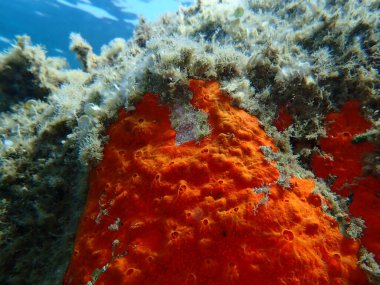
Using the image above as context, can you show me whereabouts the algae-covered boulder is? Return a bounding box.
[0,0,379,284]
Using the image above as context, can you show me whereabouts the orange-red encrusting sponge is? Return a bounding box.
[274,105,294,132]
[312,100,380,263]
[64,81,369,285]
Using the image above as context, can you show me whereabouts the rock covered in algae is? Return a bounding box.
[0,0,379,284]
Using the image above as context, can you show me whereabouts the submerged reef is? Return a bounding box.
[0,0,379,284]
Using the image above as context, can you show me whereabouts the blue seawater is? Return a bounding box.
[0,0,194,68]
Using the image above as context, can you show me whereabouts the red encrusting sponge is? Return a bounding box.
[312,100,380,264]
[274,105,294,132]
[64,81,369,284]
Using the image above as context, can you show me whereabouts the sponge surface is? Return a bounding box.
[64,81,368,285]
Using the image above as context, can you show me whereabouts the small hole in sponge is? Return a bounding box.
[202,219,209,225]
[282,229,294,241]
[171,231,179,240]
[333,253,341,260]
[213,193,223,200]
[127,268,134,275]
[179,184,187,192]
[138,118,144,123]
[146,256,154,263]
[307,194,322,207]
[304,223,319,236]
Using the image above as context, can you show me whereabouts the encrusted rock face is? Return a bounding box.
[64,81,368,284]
[0,0,379,284]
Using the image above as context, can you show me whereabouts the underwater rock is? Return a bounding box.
[0,0,379,284]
